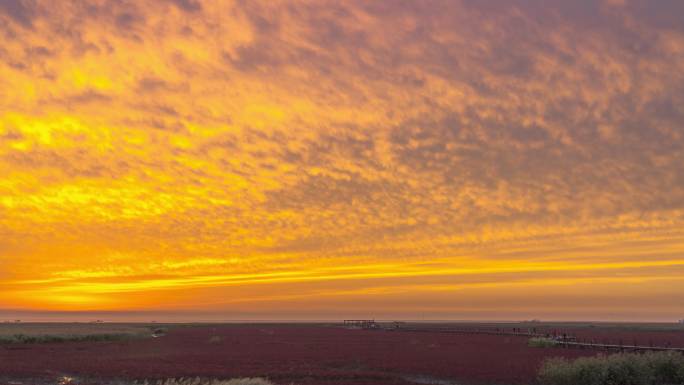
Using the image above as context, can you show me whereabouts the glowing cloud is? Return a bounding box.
[1,0,683,321]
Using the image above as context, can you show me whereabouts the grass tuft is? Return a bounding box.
[208,335,223,344]
[538,351,684,385]
[139,378,274,385]
[0,333,139,344]
[528,337,559,348]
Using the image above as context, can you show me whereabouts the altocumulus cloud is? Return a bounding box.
[0,0,683,320]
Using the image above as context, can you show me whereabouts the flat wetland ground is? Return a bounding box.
[0,323,153,337]
[1,322,683,385]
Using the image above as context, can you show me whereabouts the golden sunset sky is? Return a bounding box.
[1,0,683,321]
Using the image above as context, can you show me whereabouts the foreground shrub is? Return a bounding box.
[538,351,684,385]
[529,337,559,348]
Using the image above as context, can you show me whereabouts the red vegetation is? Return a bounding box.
[1,325,682,385]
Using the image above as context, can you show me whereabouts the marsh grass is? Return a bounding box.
[208,335,223,344]
[538,351,684,385]
[0,323,155,344]
[528,337,559,348]
[138,378,274,385]
[0,332,139,344]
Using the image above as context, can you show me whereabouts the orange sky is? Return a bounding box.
[1,0,683,322]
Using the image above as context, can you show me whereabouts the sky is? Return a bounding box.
[0,0,683,322]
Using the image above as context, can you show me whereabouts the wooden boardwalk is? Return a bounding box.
[553,340,684,353]
[394,327,541,337]
[343,319,380,329]
[381,326,684,353]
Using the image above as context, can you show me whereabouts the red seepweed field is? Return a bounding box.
[1,323,683,385]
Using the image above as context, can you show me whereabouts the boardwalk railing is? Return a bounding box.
[343,319,379,329]
[389,326,544,338]
[553,340,684,353]
[374,325,684,353]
